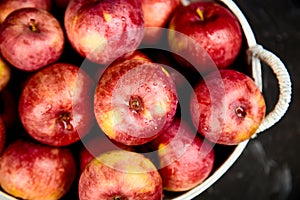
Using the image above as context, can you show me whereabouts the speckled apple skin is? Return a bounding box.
[190,70,266,145]
[151,118,214,191]
[94,59,178,146]
[0,139,76,200]
[168,1,242,71]
[18,63,94,146]
[79,150,163,200]
[0,0,52,23]
[0,8,64,71]
[65,0,144,64]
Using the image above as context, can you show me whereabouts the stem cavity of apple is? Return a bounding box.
[56,112,74,131]
[235,106,247,118]
[129,96,144,113]
[113,196,123,200]
[196,8,205,21]
[28,18,39,33]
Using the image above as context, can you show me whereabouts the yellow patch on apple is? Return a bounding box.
[103,13,112,23]
[79,32,107,53]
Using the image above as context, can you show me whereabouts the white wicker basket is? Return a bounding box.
[0,0,291,199]
[165,0,292,199]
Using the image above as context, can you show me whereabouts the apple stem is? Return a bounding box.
[129,96,144,113]
[196,8,205,21]
[56,112,73,131]
[28,18,39,32]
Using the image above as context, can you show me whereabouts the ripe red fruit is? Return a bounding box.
[151,118,215,191]
[0,139,76,200]
[0,8,64,71]
[64,0,144,64]
[94,57,178,146]
[190,69,266,145]
[168,1,242,71]
[79,150,163,200]
[0,0,52,23]
[19,63,94,146]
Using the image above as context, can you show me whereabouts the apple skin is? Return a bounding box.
[150,118,214,191]
[0,139,76,200]
[168,1,242,71]
[0,8,65,71]
[0,55,10,92]
[190,69,266,145]
[0,0,52,23]
[18,63,94,146]
[94,58,178,146]
[140,0,182,44]
[79,150,163,200]
[64,0,144,64]
[0,116,6,154]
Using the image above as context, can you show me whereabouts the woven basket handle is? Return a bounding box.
[249,45,292,135]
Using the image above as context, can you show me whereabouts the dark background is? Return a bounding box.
[196,0,300,199]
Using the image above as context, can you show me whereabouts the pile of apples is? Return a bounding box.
[0,0,267,199]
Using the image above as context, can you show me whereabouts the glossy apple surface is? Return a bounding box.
[0,139,76,200]
[190,69,266,145]
[79,150,163,200]
[0,0,52,23]
[168,1,242,71]
[64,0,144,64]
[150,118,214,191]
[19,63,94,146]
[0,8,64,71]
[94,58,178,146]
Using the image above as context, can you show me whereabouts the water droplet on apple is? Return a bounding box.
[153,82,158,86]
[46,104,52,111]
[121,17,126,21]
[145,87,151,93]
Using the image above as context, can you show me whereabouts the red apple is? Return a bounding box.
[150,118,214,191]
[64,0,144,64]
[79,150,163,200]
[168,1,242,71]
[94,58,178,146]
[0,139,76,200]
[190,69,266,145]
[140,0,182,44]
[0,55,10,92]
[0,116,5,154]
[0,8,65,71]
[18,63,94,146]
[0,0,52,23]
